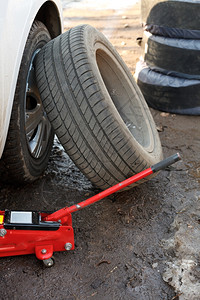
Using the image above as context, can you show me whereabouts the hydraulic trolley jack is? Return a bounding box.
[0,153,181,267]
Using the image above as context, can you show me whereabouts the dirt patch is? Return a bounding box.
[0,1,200,299]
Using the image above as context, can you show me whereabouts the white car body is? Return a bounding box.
[0,0,63,158]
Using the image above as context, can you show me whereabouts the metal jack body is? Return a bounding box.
[0,153,181,265]
[0,212,74,261]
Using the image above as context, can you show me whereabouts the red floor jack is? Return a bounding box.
[0,153,181,267]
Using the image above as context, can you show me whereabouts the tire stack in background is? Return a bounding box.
[135,0,200,115]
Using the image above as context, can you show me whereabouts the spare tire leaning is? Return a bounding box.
[35,24,163,190]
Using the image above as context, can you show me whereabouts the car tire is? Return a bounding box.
[135,60,200,115]
[141,31,200,78]
[141,0,200,31]
[36,24,163,190]
[2,21,54,183]
[145,23,200,40]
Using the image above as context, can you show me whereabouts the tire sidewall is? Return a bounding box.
[81,25,162,164]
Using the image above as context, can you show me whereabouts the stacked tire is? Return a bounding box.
[135,0,200,115]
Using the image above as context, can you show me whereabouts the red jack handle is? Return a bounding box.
[45,153,181,222]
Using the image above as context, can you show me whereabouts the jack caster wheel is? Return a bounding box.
[42,257,55,268]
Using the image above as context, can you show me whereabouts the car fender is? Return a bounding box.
[0,0,63,158]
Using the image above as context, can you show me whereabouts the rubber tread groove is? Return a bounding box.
[64,28,130,179]
[48,30,116,186]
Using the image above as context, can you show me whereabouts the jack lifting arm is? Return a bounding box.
[45,153,181,222]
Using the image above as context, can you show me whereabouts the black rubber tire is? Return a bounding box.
[141,0,200,31]
[145,24,200,40]
[35,24,163,190]
[135,60,200,115]
[2,21,54,183]
[141,31,200,77]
